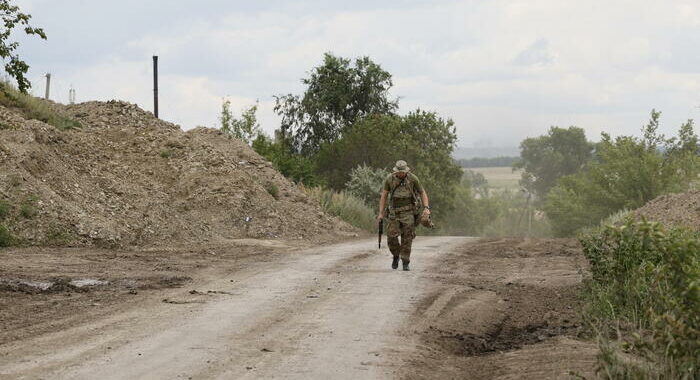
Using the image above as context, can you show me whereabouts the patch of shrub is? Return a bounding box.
[580,219,699,378]
[303,186,375,232]
[159,149,173,158]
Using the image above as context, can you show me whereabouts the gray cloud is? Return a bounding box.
[11,0,700,148]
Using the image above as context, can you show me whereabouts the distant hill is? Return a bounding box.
[453,146,520,159]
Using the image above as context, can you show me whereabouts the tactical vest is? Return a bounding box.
[387,174,422,217]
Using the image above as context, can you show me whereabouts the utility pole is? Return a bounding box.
[44,73,51,100]
[153,56,159,118]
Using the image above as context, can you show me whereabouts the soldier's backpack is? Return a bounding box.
[386,173,424,221]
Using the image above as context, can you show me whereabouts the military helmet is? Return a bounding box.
[393,160,410,173]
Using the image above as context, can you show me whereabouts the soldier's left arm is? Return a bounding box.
[412,174,430,214]
[421,191,430,214]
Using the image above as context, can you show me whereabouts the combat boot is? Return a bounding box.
[391,256,399,270]
[402,260,410,271]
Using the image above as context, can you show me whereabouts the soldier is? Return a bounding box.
[377,160,431,271]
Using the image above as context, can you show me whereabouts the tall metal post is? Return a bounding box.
[153,56,159,118]
[44,73,51,100]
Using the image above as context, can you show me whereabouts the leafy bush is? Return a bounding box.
[580,219,699,378]
[0,81,81,129]
[252,134,324,187]
[303,186,375,232]
[345,164,389,207]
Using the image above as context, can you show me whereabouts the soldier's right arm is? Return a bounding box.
[377,190,388,220]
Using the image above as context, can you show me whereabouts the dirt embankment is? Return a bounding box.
[634,190,700,231]
[405,238,597,379]
[0,100,356,248]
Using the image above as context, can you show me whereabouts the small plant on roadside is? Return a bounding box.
[0,224,11,247]
[266,183,280,200]
[159,149,173,158]
[20,195,38,218]
[0,200,9,219]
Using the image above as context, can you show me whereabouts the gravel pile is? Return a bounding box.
[0,100,355,247]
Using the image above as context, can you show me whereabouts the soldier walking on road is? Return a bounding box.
[377,160,431,271]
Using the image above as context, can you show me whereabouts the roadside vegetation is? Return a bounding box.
[580,217,699,379]
[0,81,81,130]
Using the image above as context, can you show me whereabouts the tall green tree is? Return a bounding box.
[0,1,46,93]
[315,110,462,216]
[545,111,700,236]
[515,126,594,200]
[274,53,398,155]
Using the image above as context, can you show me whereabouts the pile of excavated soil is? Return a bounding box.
[634,190,700,231]
[0,100,356,247]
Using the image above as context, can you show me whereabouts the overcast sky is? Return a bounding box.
[11,0,700,149]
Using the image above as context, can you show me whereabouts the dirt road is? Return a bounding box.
[1,237,597,379]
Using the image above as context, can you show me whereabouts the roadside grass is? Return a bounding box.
[303,186,375,232]
[0,81,81,130]
[579,217,699,379]
[0,200,9,219]
[0,224,10,247]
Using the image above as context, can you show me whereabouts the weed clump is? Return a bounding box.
[0,81,81,130]
[304,186,374,232]
[265,183,280,200]
[0,224,11,247]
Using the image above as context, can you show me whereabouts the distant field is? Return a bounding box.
[466,166,522,191]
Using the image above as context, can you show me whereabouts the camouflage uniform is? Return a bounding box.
[383,172,424,262]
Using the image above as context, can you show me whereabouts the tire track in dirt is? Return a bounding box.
[1,237,469,380]
[402,237,598,379]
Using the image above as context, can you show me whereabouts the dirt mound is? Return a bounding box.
[0,100,356,247]
[634,190,700,231]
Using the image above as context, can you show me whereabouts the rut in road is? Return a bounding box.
[1,237,470,380]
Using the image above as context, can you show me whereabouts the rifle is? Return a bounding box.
[378,219,383,248]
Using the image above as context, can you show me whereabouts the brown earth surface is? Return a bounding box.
[1,236,597,379]
[0,100,356,248]
[634,190,700,231]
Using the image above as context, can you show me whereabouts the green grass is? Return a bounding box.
[0,224,10,247]
[159,149,173,158]
[467,166,522,191]
[266,183,280,200]
[0,81,81,130]
[303,186,375,232]
[0,200,9,219]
